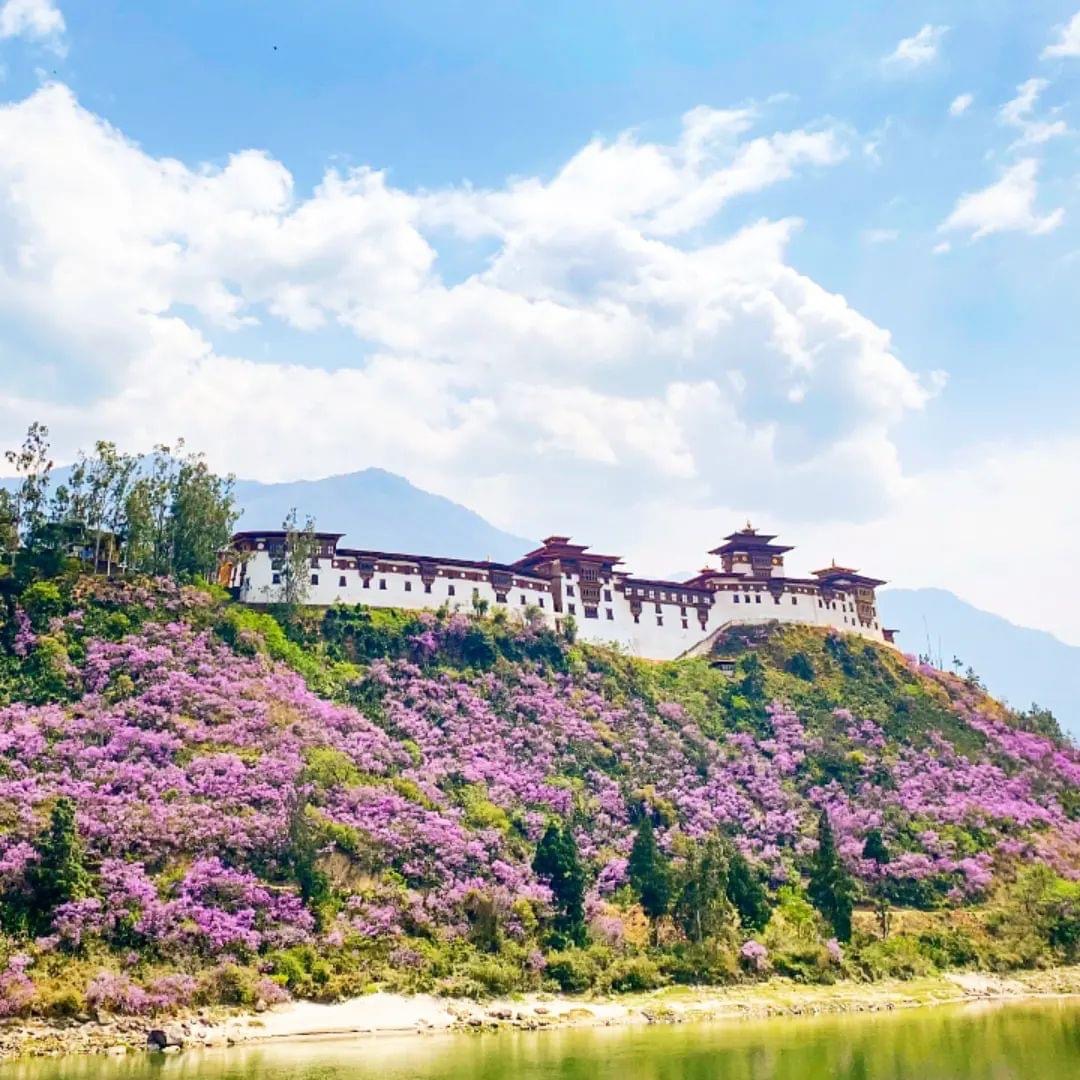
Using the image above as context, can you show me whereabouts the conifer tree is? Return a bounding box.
[28,797,91,925]
[726,845,771,931]
[808,810,855,942]
[628,816,671,941]
[674,836,730,943]
[532,821,587,946]
[862,828,891,938]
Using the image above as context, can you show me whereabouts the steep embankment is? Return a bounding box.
[0,575,1076,1032]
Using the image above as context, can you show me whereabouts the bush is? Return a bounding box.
[854,935,936,980]
[461,957,521,996]
[545,948,600,993]
[770,944,833,984]
[595,955,665,993]
[662,942,740,986]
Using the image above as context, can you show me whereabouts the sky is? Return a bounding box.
[0,1,1078,643]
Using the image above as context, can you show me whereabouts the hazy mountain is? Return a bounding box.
[879,588,1079,739]
[232,469,533,563]
[1,465,534,563]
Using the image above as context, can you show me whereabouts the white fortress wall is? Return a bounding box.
[222,525,889,660]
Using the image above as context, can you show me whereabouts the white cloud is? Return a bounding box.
[998,78,1068,145]
[1042,10,1080,59]
[940,159,1064,239]
[0,85,940,570]
[932,241,951,255]
[0,0,65,51]
[949,92,974,117]
[882,24,948,71]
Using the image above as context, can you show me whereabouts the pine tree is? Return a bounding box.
[628,816,671,941]
[28,797,92,925]
[674,836,731,943]
[808,810,855,942]
[726,846,771,931]
[532,821,587,945]
[862,828,891,938]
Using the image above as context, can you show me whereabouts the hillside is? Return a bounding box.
[879,588,1080,740]
[0,577,1077,1020]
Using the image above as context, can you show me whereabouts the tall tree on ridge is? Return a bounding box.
[808,810,855,942]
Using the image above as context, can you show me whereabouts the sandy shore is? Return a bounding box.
[3,966,1078,1061]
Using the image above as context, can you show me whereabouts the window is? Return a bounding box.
[755,594,761,604]
[680,606,687,616]
[404,580,412,592]
[633,613,640,624]
[585,606,598,619]
[656,616,663,627]
[654,602,662,614]
[734,594,740,603]
[520,594,527,605]
[792,596,798,605]
[448,584,456,596]
[681,618,688,630]
[606,608,614,620]
[363,579,371,589]
[495,593,507,604]
[603,589,612,602]
[568,603,576,615]
[272,572,281,585]
[339,575,347,587]
[538,597,545,608]
[379,579,387,590]
[424,583,432,594]
[774,596,780,604]
[566,585,575,597]
[310,574,319,585]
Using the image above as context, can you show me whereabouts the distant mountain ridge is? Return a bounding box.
[1,465,535,565]
[879,588,1079,739]
[232,469,533,564]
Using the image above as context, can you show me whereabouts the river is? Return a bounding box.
[1,1000,1078,1079]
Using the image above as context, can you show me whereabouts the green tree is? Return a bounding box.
[170,449,238,579]
[807,810,855,942]
[862,828,891,938]
[4,422,53,548]
[532,821,587,946]
[674,835,731,943]
[628,816,671,941]
[726,846,771,931]
[271,508,318,617]
[27,797,92,929]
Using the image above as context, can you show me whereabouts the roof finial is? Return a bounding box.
[745,518,754,533]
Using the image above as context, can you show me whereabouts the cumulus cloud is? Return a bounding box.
[1042,10,1080,58]
[0,0,65,51]
[948,93,974,117]
[939,159,1064,240]
[0,84,941,551]
[998,78,1068,145]
[882,25,948,71]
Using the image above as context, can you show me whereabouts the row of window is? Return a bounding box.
[270,572,549,608]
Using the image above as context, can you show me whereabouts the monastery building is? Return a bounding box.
[221,524,892,661]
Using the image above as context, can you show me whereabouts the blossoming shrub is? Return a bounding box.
[0,579,1076,1010]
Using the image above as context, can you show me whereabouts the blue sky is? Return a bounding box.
[1,2,1078,641]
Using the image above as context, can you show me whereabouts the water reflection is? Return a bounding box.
[2,1000,1078,1080]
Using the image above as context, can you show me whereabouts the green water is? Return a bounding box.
[2,1002,1078,1079]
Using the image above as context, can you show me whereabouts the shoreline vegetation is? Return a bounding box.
[0,429,1078,1068]
[1,967,1079,1061]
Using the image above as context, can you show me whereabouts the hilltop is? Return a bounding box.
[0,572,1077,1035]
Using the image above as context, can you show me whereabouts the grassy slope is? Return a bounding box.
[0,578,1077,1020]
